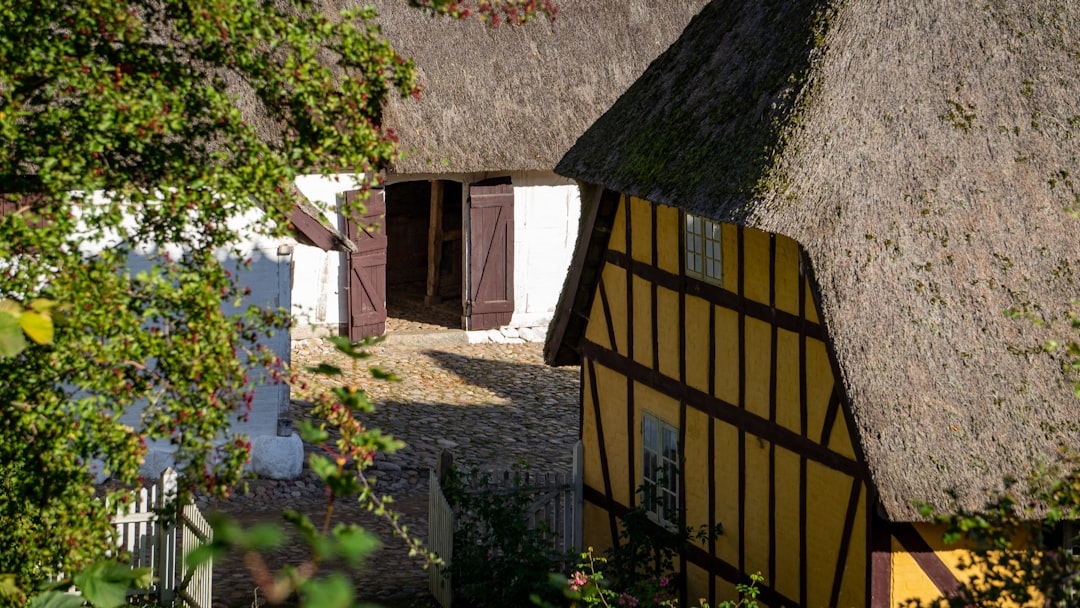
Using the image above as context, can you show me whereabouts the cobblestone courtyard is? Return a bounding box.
[203,337,580,607]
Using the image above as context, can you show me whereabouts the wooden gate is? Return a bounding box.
[109,467,213,608]
[345,189,388,340]
[465,180,514,331]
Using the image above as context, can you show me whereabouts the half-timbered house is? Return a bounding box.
[289,0,709,341]
[545,1,1080,606]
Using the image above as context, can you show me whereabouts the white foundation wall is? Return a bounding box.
[288,172,581,343]
[290,174,359,339]
[506,175,581,331]
[74,202,301,479]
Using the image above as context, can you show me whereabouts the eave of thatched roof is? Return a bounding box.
[362,0,709,174]
[549,0,1080,521]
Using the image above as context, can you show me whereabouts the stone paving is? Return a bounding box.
[201,333,580,607]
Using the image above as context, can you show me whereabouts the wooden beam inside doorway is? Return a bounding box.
[425,180,444,304]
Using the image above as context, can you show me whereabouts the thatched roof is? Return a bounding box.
[549,0,1080,521]
[363,0,709,174]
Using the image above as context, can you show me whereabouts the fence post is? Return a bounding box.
[572,440,583,552]
[157,467,178,606]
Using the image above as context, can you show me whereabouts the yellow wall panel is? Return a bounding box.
[773,447,802,603]
[684,407,711,544]
[583,501,615,555]
[609,196,628,254]
[828,409,857,460]
[581,363,603,492]
[584,272,613,351]
[630,196,653,263]
[656,203,681,275]
[742,227,772,306]
[775,328,801,434]
[804,277,820,324]
[837,487,867,608]
[685,563,710,608]
[634,382,680,509]
[713,420,740,566]
[804,462,854,608]
[657,287,680,380]
[632,275,653,367]
[721,224,739,291]
[805,339,834,443]
[593,362,631,506]
[684,295,711,393]
[600,263,628,357]
[743,437,771,580]
[774,235,802,316]
[744,317,772,420]
[891,537,941,607]
[714,307,740,405]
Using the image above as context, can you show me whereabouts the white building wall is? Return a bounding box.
[288,172,581,343]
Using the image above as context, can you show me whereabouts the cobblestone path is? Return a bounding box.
[202,337,580,607]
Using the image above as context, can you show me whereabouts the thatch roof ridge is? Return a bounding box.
[365,0,709,174]
[553,0,1080,521]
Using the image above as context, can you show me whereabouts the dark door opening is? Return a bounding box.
[384,180,464,330]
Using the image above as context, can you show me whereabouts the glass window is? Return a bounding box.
[685,213,722,285]
[642,411,679,528]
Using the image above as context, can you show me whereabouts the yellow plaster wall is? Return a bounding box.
[774,234,802,315]
[838,493,867,608]
[891,537,941,606]
[630,196,653,263]
[583,501,614,555]
[743,436,771,579]
[600,263,628,358]
[721,224,739,291]
[632,275,653,367]
[684,295,711,393]
[657,286,680,379]
[775,328,801,434]
[713,419,740,566]
[683,407,712,549]
[742,227,772,305]
[773,446,802,603]
[804,462,857,608]
[713,306,740,405]
[805,338,834,442]
[803,277,819,324]
[609,196,627,254]
[656,203,681,275]
[584,272,613,352]
[743,317,772,420]
[589,361,631,505]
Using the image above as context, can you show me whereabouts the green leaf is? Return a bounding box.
[331,523,381,566]
[73,561,133,608]
[0,311,28,357]
[299,573,354,608]
[306,363,342,376]
[297,420,330,444]
[27,591,84,608]
[19,311,54,345]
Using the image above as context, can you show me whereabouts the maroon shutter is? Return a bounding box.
[466,180,514,331]
[345,189,387,340]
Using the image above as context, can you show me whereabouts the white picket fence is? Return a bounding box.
[110,467,213,608]
[427,441,583,608]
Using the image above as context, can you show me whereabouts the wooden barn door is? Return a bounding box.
[465,179,514,331]
[344,189,387,340]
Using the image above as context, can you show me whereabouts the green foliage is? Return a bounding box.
[0,0,553,597]
[903,450,1080,608]
[601,479,722,602]
[441,462,572,607]
[538,549,761,608]
[195,336,437,607]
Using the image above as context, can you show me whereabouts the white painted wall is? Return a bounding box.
[288,172,581,341]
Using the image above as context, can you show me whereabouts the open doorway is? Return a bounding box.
[384,180,464,331]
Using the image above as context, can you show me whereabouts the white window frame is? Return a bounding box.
[641,411,679,528]
[685,213,723,285]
